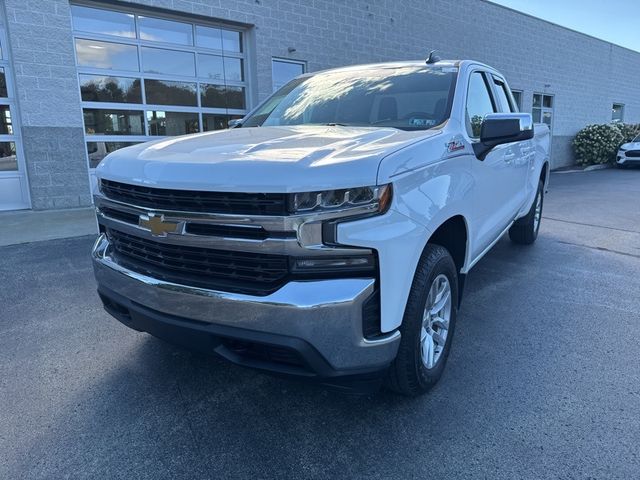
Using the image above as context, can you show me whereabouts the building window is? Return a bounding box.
[612,103,624,123]
[272,58,305,92]
[533,93,554,129]
[511,90,523,111]
[71,4,249,172]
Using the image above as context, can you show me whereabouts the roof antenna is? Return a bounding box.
[425,50,441,64]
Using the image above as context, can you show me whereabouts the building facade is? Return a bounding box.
[1,0,639,212]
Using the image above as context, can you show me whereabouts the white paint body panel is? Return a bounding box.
[617,142,640,165]
[96,60,551,333]
[97,125,438,192]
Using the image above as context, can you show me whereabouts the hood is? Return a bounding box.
[621,142,640,150]
[96,125,438,192]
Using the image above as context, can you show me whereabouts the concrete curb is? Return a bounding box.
[553,164,611,174]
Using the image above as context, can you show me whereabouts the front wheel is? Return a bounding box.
[386,244,458,396]
[509,180,544,245]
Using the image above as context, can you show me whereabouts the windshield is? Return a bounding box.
[242,66,457,131]
[633,134,640,143]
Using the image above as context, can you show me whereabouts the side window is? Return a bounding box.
[466,72,495,138]
[492,76,516,113]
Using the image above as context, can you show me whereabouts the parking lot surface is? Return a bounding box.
[2,169,640,479]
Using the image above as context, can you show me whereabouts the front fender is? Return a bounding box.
[337,157,475,332]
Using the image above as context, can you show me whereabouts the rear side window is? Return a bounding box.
[492,76,516,113]
[465,72,495,138]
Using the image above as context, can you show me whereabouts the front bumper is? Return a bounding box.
[92,234,400,388]
[617,153,640,165]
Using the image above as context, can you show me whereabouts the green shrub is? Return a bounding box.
[615,123,640,143]
[573,123,640,165]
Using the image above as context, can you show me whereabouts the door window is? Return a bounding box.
[466,72,495,138]
[492,77,516,113]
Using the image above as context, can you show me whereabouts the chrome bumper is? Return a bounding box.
[92,234,399,372]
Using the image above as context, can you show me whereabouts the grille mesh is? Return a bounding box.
[107,228,290,295]
[101,179,289,215]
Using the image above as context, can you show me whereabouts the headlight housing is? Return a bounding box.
[288,184,392,215]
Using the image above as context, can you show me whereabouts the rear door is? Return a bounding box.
[467,71,522,257]
[489,75,531,211]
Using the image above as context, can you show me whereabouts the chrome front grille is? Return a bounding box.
[95,179,375,295]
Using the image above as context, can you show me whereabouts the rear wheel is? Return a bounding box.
[386,244,458,396]
[509,180,544,245]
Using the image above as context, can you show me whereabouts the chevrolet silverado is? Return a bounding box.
[92,58,550,395]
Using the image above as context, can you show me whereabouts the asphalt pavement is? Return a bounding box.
[1,168,639,479]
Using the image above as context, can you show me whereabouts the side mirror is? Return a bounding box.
[473,113,534,160]
[228,119,243,128]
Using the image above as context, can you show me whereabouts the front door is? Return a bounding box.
[465,71,521,257]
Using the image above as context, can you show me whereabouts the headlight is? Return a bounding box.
[619,147,628,151]
[288,184,392,215]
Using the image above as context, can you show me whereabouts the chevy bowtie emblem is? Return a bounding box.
[139,213,181,237]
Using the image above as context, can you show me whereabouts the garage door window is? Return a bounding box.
[72,4,249,170]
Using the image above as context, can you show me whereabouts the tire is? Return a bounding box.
[386,244,458,396]
[509,180,544,245]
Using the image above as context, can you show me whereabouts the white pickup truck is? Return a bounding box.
[92,59,550,395]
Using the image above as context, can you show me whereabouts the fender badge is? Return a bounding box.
[446,139,465,153]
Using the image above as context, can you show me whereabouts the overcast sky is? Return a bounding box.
[488,0,640,52]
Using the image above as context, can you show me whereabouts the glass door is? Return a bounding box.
[0,26,29,211]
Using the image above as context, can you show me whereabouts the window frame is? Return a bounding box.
[532,92,554,130]
[612,103,624,123]
[71,2,252,173]
[510,89,523,111]
[0,22,30,209]
[490,75,518,113]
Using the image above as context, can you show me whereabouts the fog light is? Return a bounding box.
[291,255,376,275]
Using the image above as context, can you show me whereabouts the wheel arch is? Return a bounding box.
[425,214,469,306]
[540,160,550,189]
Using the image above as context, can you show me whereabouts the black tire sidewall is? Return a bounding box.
[532,181,544,238]
[404,246,458,391]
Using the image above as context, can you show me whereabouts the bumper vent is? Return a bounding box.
[362,289,382,339]
[100,179,289,215]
